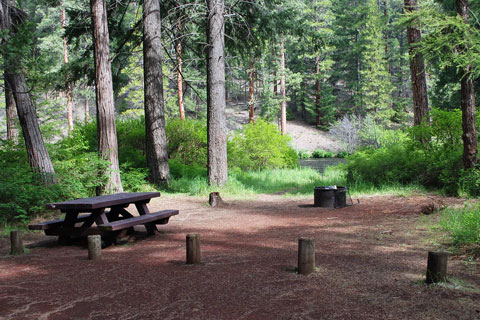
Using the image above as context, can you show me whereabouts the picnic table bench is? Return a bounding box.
[29,192,178,243]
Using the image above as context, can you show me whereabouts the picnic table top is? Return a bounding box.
[46,192,160,211]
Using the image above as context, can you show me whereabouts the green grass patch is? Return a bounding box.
[165,164,424,199]
[440,203,480,246]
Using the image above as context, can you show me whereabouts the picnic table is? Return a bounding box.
[28,192,179,243]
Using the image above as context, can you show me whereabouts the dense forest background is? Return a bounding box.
[1,0,480,244]
[3,0,476,135]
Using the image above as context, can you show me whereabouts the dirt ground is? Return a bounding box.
[0,194,479,320]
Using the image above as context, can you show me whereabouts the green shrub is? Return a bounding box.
[228,119,298,170]
[459,167,480,197]
[0,142,64,224]
[297,150,311,159]
[120,166,151,192]
[166,118,207,166]
[116,117,146,168]
[345,108,467,195]
[336,151,349,158]
[440,203,480,245]
[169,159,207,179]
[311,149,335,158]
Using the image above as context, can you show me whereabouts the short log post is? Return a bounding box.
[426,251,449,284]
[209,192,224,207]
[186,233,201,264]
[298,237,315,275]
[10,231,24,255]
[87,235,102,261]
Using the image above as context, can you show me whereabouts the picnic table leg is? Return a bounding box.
[135,202,157,235]
[58,210,80,244]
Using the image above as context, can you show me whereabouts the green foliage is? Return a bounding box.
[440,203,480,245]
[345,108,467,195]
[336,151,349,158]
[0,142,62,224]
[311,149,335,158]
[169,159,207,179]
[116,117,146,169]
[297,150,311,159]
[228,119,299,170]
[166,118,208,166]
[459,168,480,198]
[120,166,151,192]
[357,0,393,121]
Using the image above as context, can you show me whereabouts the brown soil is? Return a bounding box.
[1,194,479,320]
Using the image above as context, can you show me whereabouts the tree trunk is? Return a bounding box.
[206,0,228,186]
[456,0,477,169]
[176,12,185,120]
[315,55,321,127]
[1,1,56,184]
[280,39,287,135]
[91,0,123,193]
[84,98,90,123]
[405,0,429,126]
[5,77,18,142]
[248,56,255,123]
[62,4,73,134]
[143,0,170,185]
[5,71,57,184]
[273,70,277,94]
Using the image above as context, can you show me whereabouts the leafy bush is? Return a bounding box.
[311,149,335,158]
[120,166,151,192]
[440,203,480,245]
[297,150,311,159]
[116,117,146,169]
[345,108,466,195]
[169,159,207,179]
[166,118,207,166]
[228,119,298,170]
[459,167,480,197]
[0,142,64,224]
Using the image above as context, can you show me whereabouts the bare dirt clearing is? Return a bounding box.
[1,194,479,320]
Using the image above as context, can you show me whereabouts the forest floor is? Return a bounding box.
[226,101,340,152]
[1,194,479,319]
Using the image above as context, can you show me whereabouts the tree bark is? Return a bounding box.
[315,55,321,127]
[176,11,185,120]
[143,0,170,185]
[1,1,56,184]
[91,0,123,193]
[5,77,18,142]
[248,56,255,123]
[206,0,228,186]
[273,70,278,94]
[404,0,429,126]
[5,71,57,184]
[62,4,73,134]
[84,98,90,123]
[456,0,477,169]
[280,39,287,135]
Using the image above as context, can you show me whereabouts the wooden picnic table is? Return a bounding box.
[29,192,179,243]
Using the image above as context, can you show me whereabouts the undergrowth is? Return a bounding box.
[440,203,480,246]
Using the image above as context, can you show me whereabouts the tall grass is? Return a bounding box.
[165,164,423,198]
[440,203,480,245]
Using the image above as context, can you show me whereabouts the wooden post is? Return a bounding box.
[209,192,224,207]
[186,233,201,264]
[88,235,102,261]
[298,237,315,275]
[426,251,449,284]
[10,231,24,255]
